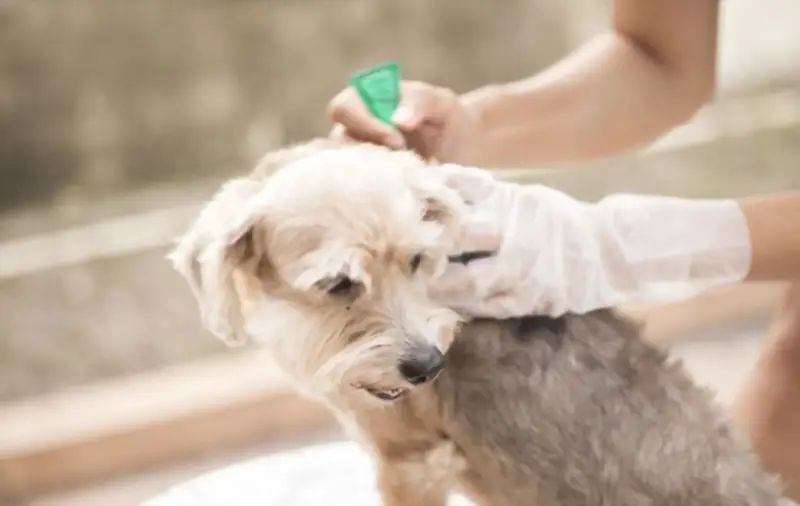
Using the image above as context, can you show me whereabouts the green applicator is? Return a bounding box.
[349,61,401,126]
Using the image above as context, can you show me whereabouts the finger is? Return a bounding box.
[480,291,566,319]
[435,164,497,204]
[457,211,502,253]
[429,263,475,302]
[328,123,354,143]
[465,295,523,319]
[328,123,386,147]
[402,123,441,160]
[328,89,405,149]
[392,82,458,131]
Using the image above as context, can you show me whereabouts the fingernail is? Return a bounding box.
[392,105,415,127]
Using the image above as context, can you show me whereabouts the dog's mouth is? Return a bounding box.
[358,366,445,402]
[363,386,408,401]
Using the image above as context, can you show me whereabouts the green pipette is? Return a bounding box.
[349,61,401,126]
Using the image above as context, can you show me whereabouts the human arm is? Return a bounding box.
[461,0,720,167]
[328,0,720,167]
[433,165,762,318]
[740,193,800,282]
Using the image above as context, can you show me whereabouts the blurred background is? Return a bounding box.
[0,0,797,505]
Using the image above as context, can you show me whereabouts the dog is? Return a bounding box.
[168,139,783,506]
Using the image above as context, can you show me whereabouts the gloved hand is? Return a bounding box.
[431,164,753,318]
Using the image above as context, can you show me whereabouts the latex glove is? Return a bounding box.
[432,164,752,318]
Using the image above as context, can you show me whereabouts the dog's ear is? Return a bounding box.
[167,178,265,347]
[201,209,268,346]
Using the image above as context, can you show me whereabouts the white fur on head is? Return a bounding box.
[229,144,470,401]
[169,140,477,406]
[167,139,357,347]
[167,176,263,346]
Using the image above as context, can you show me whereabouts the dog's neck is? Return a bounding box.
[331,383,450,459]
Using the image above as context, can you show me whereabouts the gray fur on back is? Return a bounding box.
[434,310,782,506]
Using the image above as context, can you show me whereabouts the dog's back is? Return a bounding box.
[434,310,781,506]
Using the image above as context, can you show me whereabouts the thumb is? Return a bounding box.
[392,84,457,130]
[457,211,502,254]
[392,101,424,131]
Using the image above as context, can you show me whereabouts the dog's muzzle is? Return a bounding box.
[362,346,446,402]
[365,386,408,401]
[398,345,445,385]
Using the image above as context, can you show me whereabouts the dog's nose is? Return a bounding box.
[398,346,445,385]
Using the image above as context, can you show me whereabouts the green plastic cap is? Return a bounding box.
[349,61,401,125]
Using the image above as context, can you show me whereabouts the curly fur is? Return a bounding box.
[168,139,783,506]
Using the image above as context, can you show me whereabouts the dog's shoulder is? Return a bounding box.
[444,309,653,378]
[434,310,780,505]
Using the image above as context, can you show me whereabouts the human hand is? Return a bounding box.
[431,164,606,318]
[431,164,752,319]
[327,80,482,164]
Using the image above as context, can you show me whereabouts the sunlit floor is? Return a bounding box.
[32,315,789,506]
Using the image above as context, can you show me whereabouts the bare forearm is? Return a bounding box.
[740,193,800,282]
[460,33,710,168]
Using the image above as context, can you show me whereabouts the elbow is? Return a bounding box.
[666,73,715,127]
[620,32,716,129]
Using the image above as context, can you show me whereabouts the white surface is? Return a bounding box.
[141,440,473,506]
[717,0,800,92]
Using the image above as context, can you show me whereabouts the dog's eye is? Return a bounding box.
[409,253,423,273]
[315,273,361,299]
[328,276,355,296]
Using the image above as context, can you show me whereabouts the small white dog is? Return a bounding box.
[168,139,782,506]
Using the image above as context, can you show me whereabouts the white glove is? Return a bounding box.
[432,164,752,319]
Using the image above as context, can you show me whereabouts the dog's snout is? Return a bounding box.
[398,346,445,385]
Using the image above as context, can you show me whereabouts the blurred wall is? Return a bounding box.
[0,0,797,404]
[0,0,586,402]
[0,0,576,216]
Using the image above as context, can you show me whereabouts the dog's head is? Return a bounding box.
[168,140,469,407]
